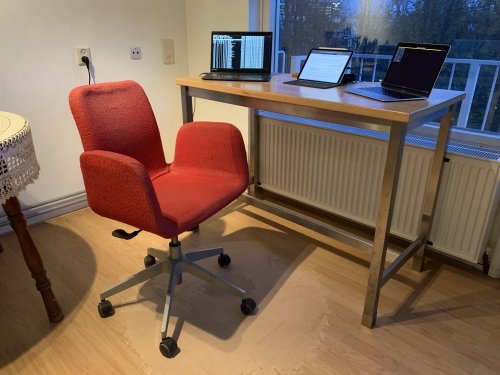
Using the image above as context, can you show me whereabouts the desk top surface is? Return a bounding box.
[176,74,465,126]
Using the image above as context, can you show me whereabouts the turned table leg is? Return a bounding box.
[2,196,64,323]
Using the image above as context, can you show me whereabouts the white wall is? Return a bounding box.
[0,0,189,223]
[184,0,250,144]
[0,0,252,231]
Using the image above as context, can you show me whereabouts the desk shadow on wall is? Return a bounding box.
[0,222,96,369]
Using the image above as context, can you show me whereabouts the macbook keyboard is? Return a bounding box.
[363,86,421,99]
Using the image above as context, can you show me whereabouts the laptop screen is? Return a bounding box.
[383,43,450,95]
[210,31,273,73]
[297,49,353,84]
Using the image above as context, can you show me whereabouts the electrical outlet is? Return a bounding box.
[130,46,142,60]
[162,39,175,65]
[75,47,91,66]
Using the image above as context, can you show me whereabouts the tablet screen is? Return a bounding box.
[298,49,353,84]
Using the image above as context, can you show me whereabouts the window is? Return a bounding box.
[270,0,500,144]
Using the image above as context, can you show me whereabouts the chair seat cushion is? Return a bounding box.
[152,171,245,236]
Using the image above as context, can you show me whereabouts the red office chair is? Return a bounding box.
[69,80,256,358]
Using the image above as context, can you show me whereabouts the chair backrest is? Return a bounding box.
[69,80,172,237]
[69,80,167,176]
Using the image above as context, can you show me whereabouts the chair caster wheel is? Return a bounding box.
[159,337,178,358]
[98,299,115,318]
[218,253,231,267]
[240,298,256,315]
[144,254,156,268]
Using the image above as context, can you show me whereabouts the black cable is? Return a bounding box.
[81,56,91,85]
[348,67,362,81]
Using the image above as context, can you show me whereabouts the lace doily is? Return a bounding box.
[0,112,40,204]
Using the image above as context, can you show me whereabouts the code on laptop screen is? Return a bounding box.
[210,32,272,72]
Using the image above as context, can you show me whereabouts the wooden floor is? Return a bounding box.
[0,203,499,374]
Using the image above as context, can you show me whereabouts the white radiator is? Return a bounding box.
[259,117,500,263]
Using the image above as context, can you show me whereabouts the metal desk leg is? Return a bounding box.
[362,125,407,328]
[180,86,194,123]
[248,108,260,197]
[412,108,454,271]
[2,196,64,323]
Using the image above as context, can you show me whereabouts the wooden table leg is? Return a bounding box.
[2,196,64,323]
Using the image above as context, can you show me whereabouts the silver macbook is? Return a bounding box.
[284,48,353,89]
[201,31,273,82]
[345,42,450,101]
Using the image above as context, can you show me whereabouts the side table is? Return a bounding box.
[0,111,63,323]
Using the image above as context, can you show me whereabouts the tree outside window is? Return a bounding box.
[276,0,499,135]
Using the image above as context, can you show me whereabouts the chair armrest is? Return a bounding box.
[171,122,249,186]
[80,150,170,237]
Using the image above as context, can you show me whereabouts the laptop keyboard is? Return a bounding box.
[202,72,271,82]
[363,86,421,99]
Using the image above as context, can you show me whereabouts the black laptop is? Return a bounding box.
[201,31,273,82]
[284,48,354,89]
[345,42,450,101]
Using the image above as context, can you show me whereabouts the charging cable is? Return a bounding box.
[81,56,91,85]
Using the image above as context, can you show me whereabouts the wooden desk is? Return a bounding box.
[175,74,465,328]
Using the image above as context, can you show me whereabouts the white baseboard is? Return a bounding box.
[0,192,88,235]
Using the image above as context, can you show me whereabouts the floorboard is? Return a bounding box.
[0,203,499,374]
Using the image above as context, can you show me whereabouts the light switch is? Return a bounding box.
[162,39,175,65]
